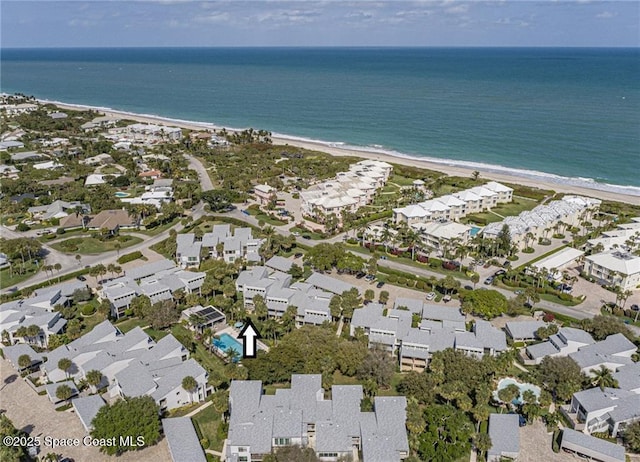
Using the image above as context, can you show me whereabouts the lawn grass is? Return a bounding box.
[171,324,228,380]
[52,235,143,254]
[137,218,180,236]
[81,312,107,335]
[191,404,225,451]
[115,317,148,333]
[389,174,417,187]
[144,327,169,340]
[0,262,40,288]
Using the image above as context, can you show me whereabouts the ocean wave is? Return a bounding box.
[38,98,640,198]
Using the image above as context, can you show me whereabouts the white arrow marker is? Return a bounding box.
[238,319,261,359]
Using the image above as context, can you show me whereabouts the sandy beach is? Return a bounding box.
[51,100,640,205]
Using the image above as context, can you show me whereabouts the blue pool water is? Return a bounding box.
[470,226,481,237]
[495,377,541,405]
[213,333,243,361]
[114,191,130,197]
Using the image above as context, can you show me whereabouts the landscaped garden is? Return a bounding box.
[52,235,142,254]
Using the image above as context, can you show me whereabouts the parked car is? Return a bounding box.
[484,276,494,285]
[503,260,511,268]
[302,235,311,240]
[294,253,303,258]
[76,275,87,282]
[630,304,639,312]
[376,281,385,288]
[494,269,506,276]
[380,255,388,260]
[425,292,436,301]
[355,272,366,279]
[364,274,376,282]
[443,261,461,271]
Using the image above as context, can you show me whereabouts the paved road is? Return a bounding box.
[185,154,214,192]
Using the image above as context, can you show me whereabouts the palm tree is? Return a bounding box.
[58,357,73,378]
[473,432,492,459]
[26,324,41,346]
[182,375,198,404]
[55,384,73,405]
[86,369,103,393]
[18,354,32,371]
[591,366,618,390]
[54,262,62,282]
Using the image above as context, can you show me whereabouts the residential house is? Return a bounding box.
[0,164,20,178]
[236,266,336,326]
[487,414,520,462]
[2,343,44,371]
[569,333,637,375]
[11,151,43,162]
[525,327,595,365]
[583,251,640,291]
[101,260,205,319]
[560,428,625,462]
[301,160,393,222]
[226,374,409,462]
[162,418,207,462]
[41,320,212,411]
[72,395,106,432]
[504,320,548,342]
[411,221,472,256]
[176,225,264,267]
[254,184,276,206]
[566,387,640,436]
[180,305,226,334]
[27,200,90,222]
[86,209,138,234]
[351,297,506,372]
[393,182,513,225]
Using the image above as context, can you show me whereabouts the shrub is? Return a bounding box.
[56,228,66,235]
[416,281,426,290]
[405,279,415,287]
[542,312,555,322]
[117,250,143,264]
[388,275,398,283]
[397,277,407,285]
[81,304,96,316]
[17,222,30,231]
[429,258,442,268]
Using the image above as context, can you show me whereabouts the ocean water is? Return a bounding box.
[1,47,639,192]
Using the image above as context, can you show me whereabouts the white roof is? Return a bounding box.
[586,251,640,276]
[532,247,584,272]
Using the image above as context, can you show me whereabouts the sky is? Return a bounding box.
[1,1,639,48]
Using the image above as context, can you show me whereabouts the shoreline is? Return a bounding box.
[47,99,640,205]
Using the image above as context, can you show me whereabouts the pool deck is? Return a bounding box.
[217,325,270,352]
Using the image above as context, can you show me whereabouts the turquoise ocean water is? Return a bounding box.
[1,47,638,193]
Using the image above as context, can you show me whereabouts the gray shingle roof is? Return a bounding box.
[561,428,625,462]
[2,343,43,368]
[488,414,520,459]
[162,417,207,462]
[305,272,358,295]
[505,320,546,340]
[613,362,640,391]
[265,256,294,273]
[72,395,105,432]
[126,259,176,280]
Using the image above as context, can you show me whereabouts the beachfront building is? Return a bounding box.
[411,221,472,255]
[483,195,602,250]
[225,374,409,462]
[176,224,263,268]
[392,181,513,225]
[40,320,212,411]
[583,251,640,291]
[254,183,277,206]
[350,298,506,372]
[300,160,393,222]
[530,247,585,281]
[125,123,182,142]
[99,259,205,319]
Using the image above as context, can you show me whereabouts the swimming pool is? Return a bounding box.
[470,226,482,237]
[212,333,243,361]
[114,191,130,198]
[495,377,541,405]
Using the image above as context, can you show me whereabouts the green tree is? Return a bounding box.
[86,369,104,393]
[253,294,268,320]
[364,289,375,303]
[288,263,303,280]
[91,396,161,455]
[17,354,31,371]
[590,365,618,390]
[55,384,73,404]
[460,289,508,319]
[623,421,640,453]
[58,357,73,378]
[356,348,395,388]
[497,384,520,406]
[149,299,179,330]
[378,290,390,305]
[418,404,474,462]
[329,295,342,320]
[537,356,585,402]
[182,375,198,403]
[473,432,492,458]
[340,288,362,321]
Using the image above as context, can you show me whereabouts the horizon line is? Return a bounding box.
[2,45,639,50]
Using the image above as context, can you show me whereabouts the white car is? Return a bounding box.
[425,292,436,301]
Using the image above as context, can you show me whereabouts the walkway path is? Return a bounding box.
[512,360,529,373]
[184,400,212,418]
